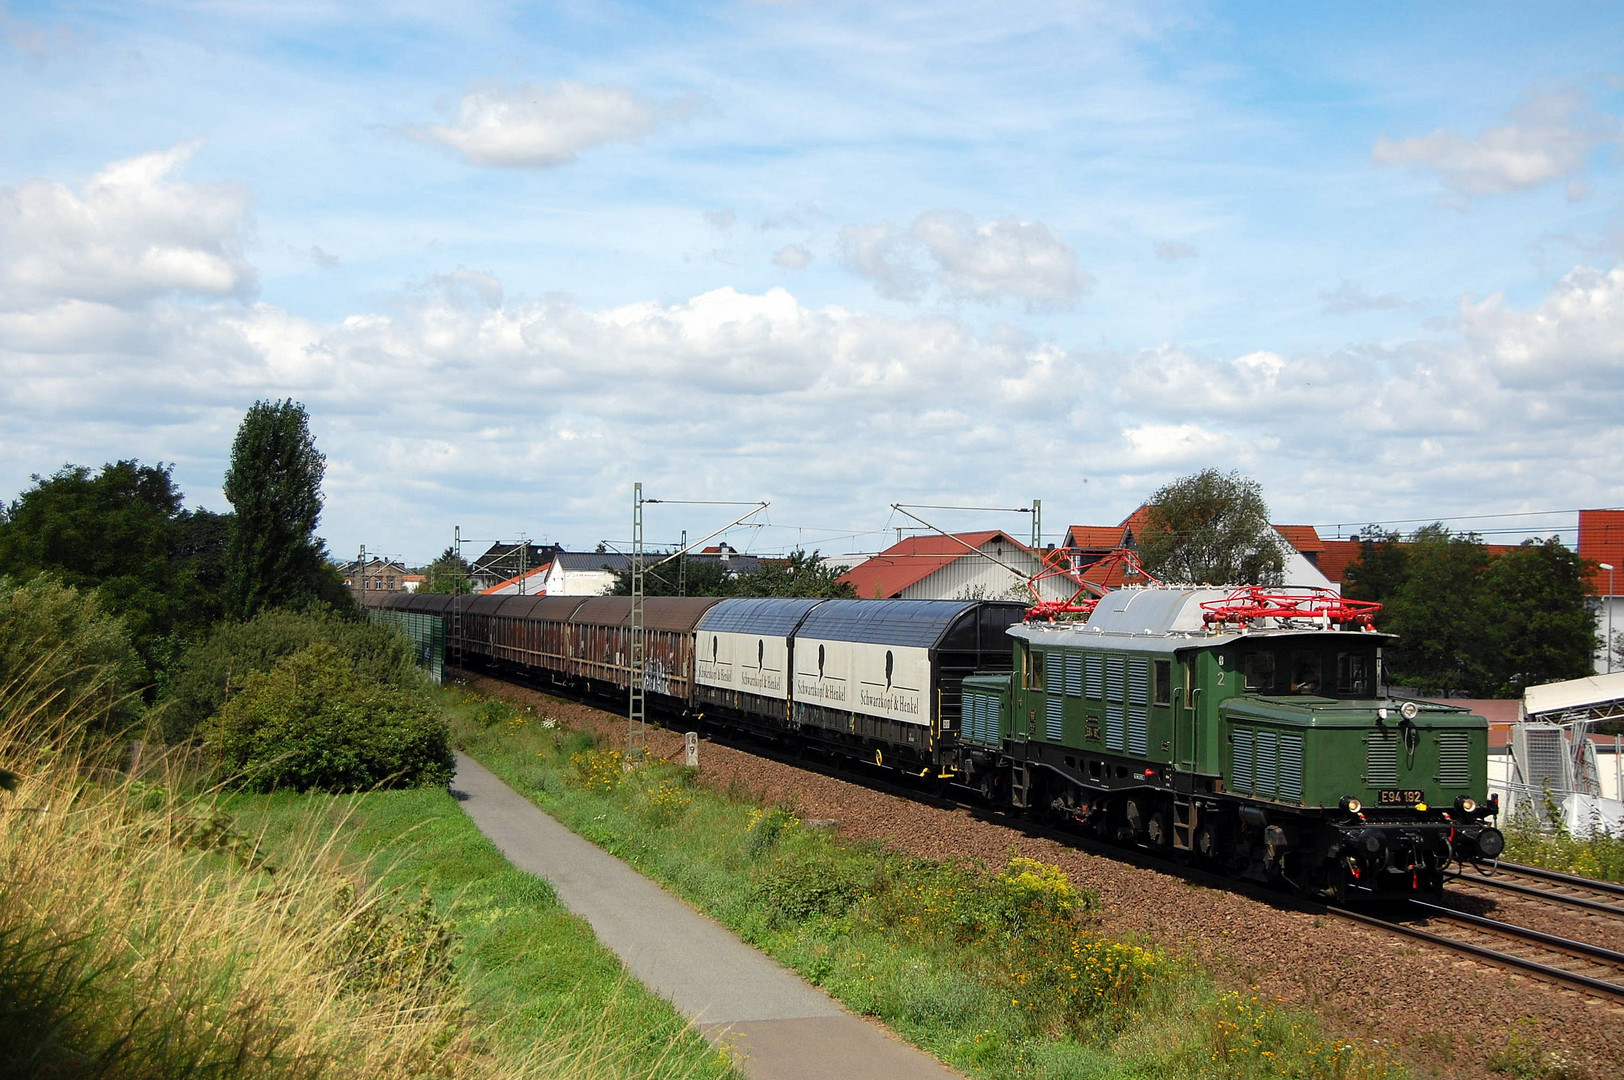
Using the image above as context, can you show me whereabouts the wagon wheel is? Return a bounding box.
[1145,810,1170,849]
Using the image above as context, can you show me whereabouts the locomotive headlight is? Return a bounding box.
[1339,795,1362,814]
[1453,796,1477,815]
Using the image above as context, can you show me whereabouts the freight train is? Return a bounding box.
[369,585,1502,899]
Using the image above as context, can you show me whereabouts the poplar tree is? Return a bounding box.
[223,399,331,618]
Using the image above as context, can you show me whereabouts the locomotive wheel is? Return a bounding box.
[1146,810,1170,849]
[1194,819,1220,862]
[1122,797,1144,841]
[1323,858,1354,905]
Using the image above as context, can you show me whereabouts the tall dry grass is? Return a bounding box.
[0,659,733,1080]
[0,671,482,1079]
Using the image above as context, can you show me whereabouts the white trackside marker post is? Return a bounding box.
[685,731,699,768]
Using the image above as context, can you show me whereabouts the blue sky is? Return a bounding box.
[2,1,1622,562]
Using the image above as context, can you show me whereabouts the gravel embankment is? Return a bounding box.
[461,673,1624,1079]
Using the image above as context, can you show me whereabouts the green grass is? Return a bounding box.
[225,785,742,1080]
[448,683,1406,1080]
[1502,816,1624,884]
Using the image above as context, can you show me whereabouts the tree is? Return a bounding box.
[1379,525,1492,695]
[223,400,344,618]
[158,607,423,742]
[0,461,229,677]
[1479,538,1595,695]
[207,643,452,792]
[0,574,142,730]
[608,549,856,598]
[418,547,472,595]
[1134,469,1286,585]
[610,555,733,597]
[1343,527,1409,604]
[726,549,855,598]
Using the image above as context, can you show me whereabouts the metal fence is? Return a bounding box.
[367,608,446,684]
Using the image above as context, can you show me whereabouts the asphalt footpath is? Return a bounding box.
[451,752,965,1080]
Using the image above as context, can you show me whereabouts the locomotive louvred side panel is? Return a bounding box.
[1127,707,1148,756]
[1128,657,1149,706]
[1043,652,1065,740]
[1085,655,1103,698]
[1255,730,1278,796]
[1106,705,1125,752]
[1045,695,1064,741]
[1228,726,1305,804]
[1064,654,1082,697]
[1365,733,1399,787]
[1277,733,1304,801]
[1437,732,1471,788]
[1232,728,1254,792]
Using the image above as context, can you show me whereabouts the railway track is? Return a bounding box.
[1333,895,1624,1000]
[464,665,1624,1003]
[1454,860,1624,916]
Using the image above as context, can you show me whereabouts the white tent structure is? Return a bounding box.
[1507,671,1624,834]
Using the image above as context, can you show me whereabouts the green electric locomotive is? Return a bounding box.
[957,585,1503,898]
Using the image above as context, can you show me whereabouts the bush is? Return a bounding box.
[0,573,141,731]
[207,643,453,792]
[753,852,870,927]
[159,608,422,742]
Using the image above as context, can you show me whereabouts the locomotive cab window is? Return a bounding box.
[1153,660,1171,705]
[1023,646,1046,690]
[1336,652,1371,696]
[1290,652,1322,695]
[1242,651,1276,692]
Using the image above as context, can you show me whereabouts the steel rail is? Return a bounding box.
[1488,860,1624,898]
[1330,903,1624,1000]
[1407,898,1624,964]
[1452,869,1624,916]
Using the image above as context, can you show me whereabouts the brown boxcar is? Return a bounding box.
[565,597,723,703]
[487,595,592,674]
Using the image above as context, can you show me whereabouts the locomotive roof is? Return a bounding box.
[1009,586,1395,653]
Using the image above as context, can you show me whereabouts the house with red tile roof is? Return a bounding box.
[837,530,1087,602]
[1580,509,1624,672]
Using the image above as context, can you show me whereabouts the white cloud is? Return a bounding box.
[2,146,1622,557]
[1120,423,1253,468]
[0,141,255,308]
[838,222,926,301]
[773,244,812,270]
[842,210,1088,308]
[5,261,1624,554]
[1372,90,1606,201]
[405,81,666,168]
[909,210,1089,308]
[1154,241,1197,262]
[1321,280,1406,315]
[1460,263,1624,389]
